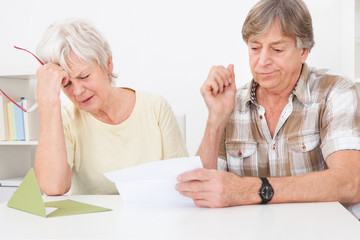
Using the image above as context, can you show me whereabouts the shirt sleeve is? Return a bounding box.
[321,78,360,160]
[156,97,189,159]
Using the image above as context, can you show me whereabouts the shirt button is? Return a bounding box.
[302,145,306,151]
[259,115,263,120]
[272,146,276,150]
[237,151,242,157]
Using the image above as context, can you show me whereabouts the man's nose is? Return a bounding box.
[258,48,272,66]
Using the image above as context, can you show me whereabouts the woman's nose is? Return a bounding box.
[72,82,85,96]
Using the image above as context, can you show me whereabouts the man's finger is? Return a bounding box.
[226,64,235,83]
[177,168,214,182]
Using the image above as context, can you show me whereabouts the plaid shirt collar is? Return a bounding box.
[242,63,312,111]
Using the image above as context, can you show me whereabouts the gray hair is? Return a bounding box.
[242,0,315,51]
[36,18,117,82]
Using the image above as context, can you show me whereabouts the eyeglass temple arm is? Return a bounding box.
[14,45,44,65]
[0,88,27,112]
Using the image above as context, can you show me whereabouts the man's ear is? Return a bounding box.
[301,48,309,63]
[107,53,114,74]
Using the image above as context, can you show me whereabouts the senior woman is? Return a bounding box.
[34,18,188,196]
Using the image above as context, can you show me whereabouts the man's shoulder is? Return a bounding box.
[305,66,356,101]
[308,66,353,87]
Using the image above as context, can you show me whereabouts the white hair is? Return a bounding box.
[36,18,116,82]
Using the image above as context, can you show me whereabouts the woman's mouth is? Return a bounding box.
[80,95,94,104]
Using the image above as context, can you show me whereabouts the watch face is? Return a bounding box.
[260,185,274,200]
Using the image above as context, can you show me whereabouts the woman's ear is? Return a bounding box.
[107,53,114,74]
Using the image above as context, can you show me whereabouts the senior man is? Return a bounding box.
[176,0,360,218]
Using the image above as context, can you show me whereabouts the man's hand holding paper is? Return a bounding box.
[105,156,202,205]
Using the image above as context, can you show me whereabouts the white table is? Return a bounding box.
[0,195,359,239]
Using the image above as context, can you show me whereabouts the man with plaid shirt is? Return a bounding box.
[176,0,360,218]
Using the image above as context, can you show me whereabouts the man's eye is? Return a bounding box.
[274,49,283,53]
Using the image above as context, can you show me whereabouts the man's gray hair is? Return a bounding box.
[242,0,315,51]
[36,18,116,82]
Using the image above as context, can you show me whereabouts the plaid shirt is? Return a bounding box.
[218,64,360,177]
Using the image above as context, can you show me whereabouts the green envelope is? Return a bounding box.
[7,168,111,217]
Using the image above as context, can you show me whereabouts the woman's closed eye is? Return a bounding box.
[63,81,72,88]
[80,74,89,79]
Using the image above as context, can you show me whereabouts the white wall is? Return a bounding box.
[0,0,355,155]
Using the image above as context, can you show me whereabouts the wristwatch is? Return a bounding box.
[259,177,274,204]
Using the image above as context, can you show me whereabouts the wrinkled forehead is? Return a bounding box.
[247,20,294,44]
[63,51,94,73]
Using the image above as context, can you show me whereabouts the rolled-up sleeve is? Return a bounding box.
[320,79,360,160]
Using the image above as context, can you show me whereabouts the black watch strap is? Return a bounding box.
[259,177,274,204]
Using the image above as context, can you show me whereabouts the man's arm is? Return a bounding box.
[271,150,360,204]
[196,64,236,169]
[176,150,360,207]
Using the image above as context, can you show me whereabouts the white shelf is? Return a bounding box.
[0,177,23,187]
[0,141,38,146]
[0,74,36,80]
[0,65,37,78]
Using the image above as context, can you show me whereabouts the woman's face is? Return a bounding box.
[61,53,113,113]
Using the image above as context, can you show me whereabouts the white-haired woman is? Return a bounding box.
[35,18,188,196]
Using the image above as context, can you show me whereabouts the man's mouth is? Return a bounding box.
[258,71,276,75]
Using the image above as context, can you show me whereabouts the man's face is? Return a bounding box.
[248,20,309,94]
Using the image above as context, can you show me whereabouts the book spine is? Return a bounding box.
[10,102,17,141]
[6,102,13,140]
[22,99,30,141]
[0,96,7,140]
[15,100,25,141]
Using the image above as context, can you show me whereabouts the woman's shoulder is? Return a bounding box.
[136,90,166,101]
[135,90,169,108]
[132,90,173,120]
[61,103,84,122]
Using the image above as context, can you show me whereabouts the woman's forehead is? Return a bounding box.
[66,52,94,72]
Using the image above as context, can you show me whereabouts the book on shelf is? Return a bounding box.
[9,102,17,140]
[0,96,39,141]
[14,100,25,141]
[0,96,9,140]
[6,102,14,140]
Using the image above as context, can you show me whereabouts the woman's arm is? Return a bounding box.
[34,64,71,196]
[158,98,189,159]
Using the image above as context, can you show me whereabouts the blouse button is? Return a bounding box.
[272,146,276,150]
[259,115,263,120]
[237,151,242,157]
[302,145,306,151]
